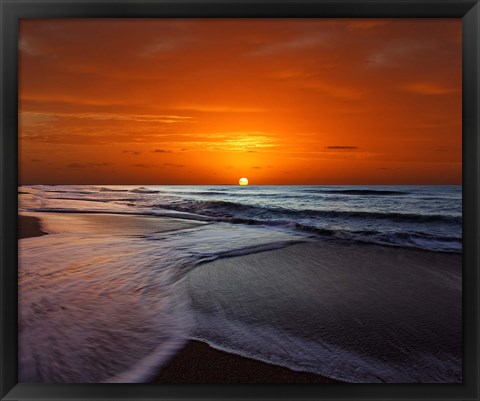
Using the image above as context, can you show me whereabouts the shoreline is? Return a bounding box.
[18,213,461,383]
[151,339,342,383]
[18,214,342,383]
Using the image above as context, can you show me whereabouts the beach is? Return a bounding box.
[18,205,461,383]
[18,213,341,383]
[17,15,462,387]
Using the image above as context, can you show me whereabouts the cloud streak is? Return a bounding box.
[20,111,192,124]
[67,162,110,168]
[401,82,457,95]
[326,146,359,150]
[249,33,331,57]
[163,163,184,168]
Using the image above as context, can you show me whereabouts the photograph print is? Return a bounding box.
[18,18,462,383]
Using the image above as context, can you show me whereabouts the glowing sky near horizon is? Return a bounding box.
[19,18,462,185]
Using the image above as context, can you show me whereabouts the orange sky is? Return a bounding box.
[19,18,462,185]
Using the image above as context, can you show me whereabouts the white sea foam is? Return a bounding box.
[183,242,462,383]
[19,211,305,382]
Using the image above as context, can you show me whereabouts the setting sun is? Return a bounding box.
[239,177,249,186]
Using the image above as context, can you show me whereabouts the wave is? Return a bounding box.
[301,189,410,196]
[131,187,160,194]
[98,187,130,193]
[27,206,460,253]
[330,229,461,253]
[44,189,94,195]
[49,197,138,203]
[18,228,198,383]
[221,218,461,252]
[168,190,292,197]
[151,199,461,225]
[172,191,238,196]
[27,207,216,222]
[22,185,462,253]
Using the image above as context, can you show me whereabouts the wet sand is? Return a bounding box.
[18,213,341,383]
[152,340,341,383]
[18,213,462,383]
[19,212,205,237]
[183,241,462,382]
[18,215,47,239]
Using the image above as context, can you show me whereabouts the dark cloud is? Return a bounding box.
[67,162,110,168]
[153,149,172,153]
[163,163,184,168]
[325,146,359,150]
[123,150,142,155]
[435,146,449,152]
[132,164,149,168]
[252,166,262,169]
[31,159,43,162]
[67,163,87,168]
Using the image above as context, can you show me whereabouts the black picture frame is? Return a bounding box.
[1,1,479,400]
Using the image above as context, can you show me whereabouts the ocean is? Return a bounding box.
[20,185,462,252]
[18,185,462,383]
